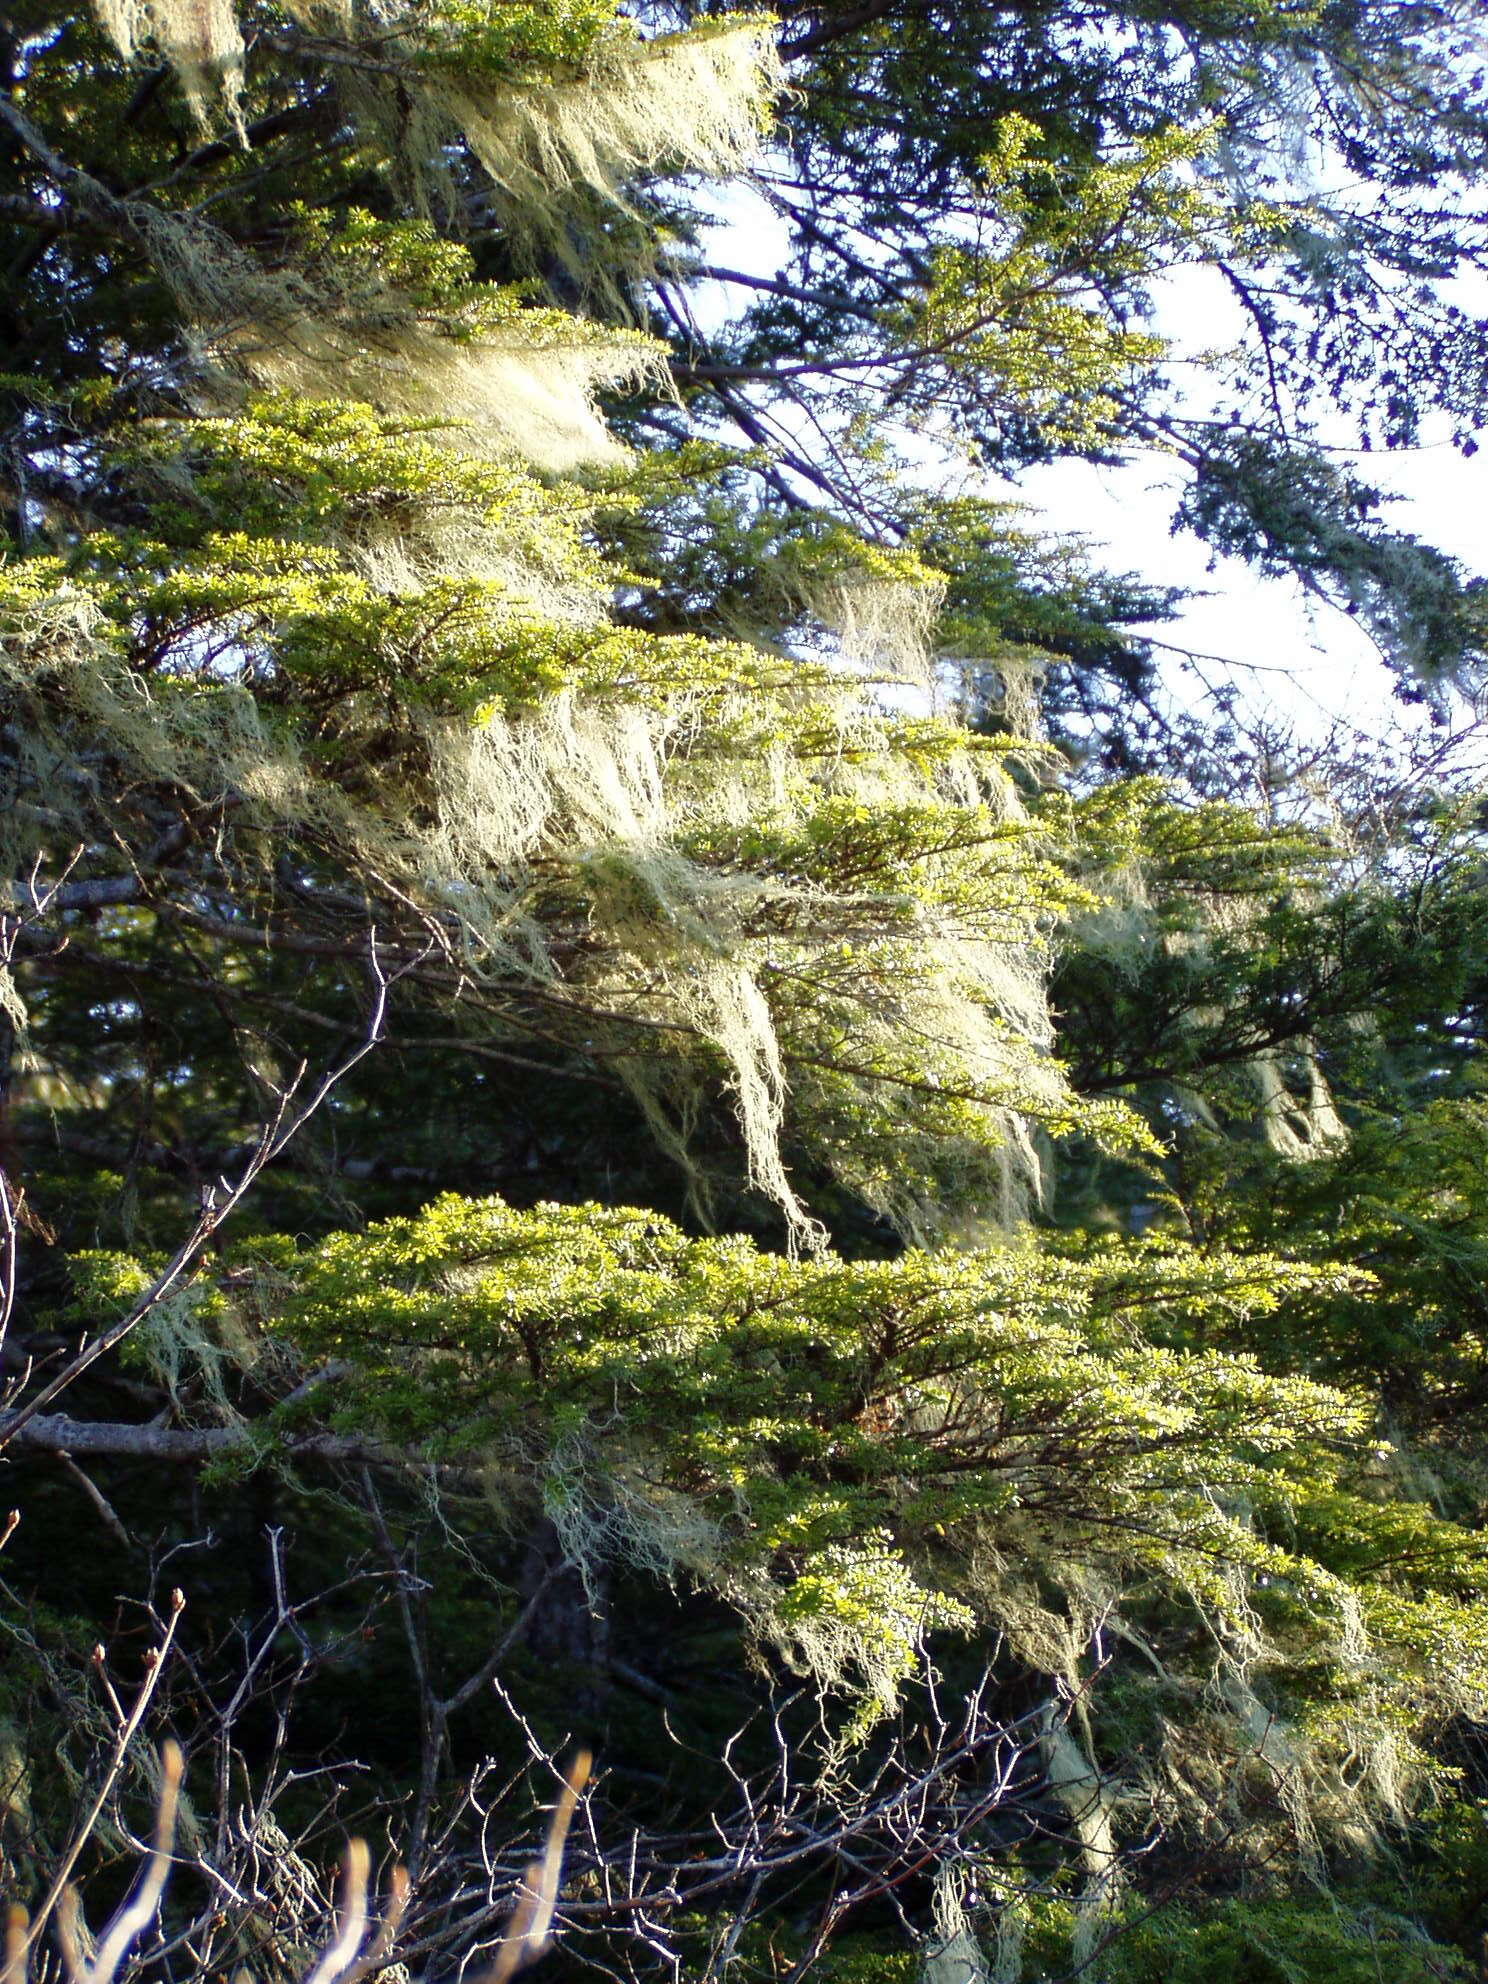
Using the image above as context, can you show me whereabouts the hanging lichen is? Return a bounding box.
[92,0,246,129]
[428,17,783,296]
[801,570,950,688]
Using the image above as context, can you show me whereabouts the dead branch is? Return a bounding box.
[0,937,417,1452]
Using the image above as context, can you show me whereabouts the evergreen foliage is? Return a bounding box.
[2,4,1488,1982]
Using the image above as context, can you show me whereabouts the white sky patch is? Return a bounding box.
[691,194,1488,756]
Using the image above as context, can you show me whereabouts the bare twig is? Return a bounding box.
[5,1613,1078,1984]
[25,1598,186,1956]
[360,1477,558,1875]
[0,939,415,1452]
[339,1866,411,1984]
[302,1841,371,1984]
[0,1169,18,1372]
[76,1741,184,1984]
[53,1455,133,1551]
[486,1751,592,1984]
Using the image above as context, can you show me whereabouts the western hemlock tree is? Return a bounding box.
[2,6,1488,1982]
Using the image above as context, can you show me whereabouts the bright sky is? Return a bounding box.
[1016,442,1487,749]
[1013,261,1488,755]
[697,194,1488,764]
